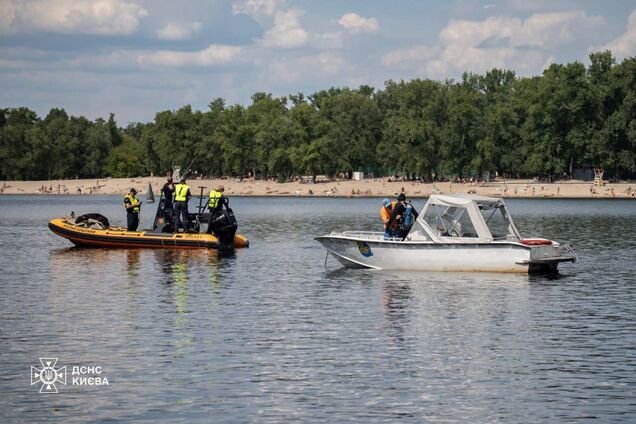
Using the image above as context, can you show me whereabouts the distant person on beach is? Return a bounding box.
[386,193,419,239]
[173,177,191,232]
[162,175,175,221]
[381,198,397,239]
[124,188,141,231]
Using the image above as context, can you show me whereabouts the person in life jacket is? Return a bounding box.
[206,184,225,234]
[381,198,398,239]
[124,187,141,231]
[173,177,191,232]
[206,184,238,250]
[385,192,419,240]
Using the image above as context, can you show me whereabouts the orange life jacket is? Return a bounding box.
[381,201,399,230]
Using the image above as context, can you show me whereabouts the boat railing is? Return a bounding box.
[563,243,578,263]
[336,231,402,241]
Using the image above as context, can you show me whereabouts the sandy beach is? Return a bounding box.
[1,177,635,199]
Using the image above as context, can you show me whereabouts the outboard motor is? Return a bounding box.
[210,207,238,252]
[152,198,173,233]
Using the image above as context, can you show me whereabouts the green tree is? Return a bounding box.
[105,136,147,177]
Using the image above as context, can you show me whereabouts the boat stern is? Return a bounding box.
[516,240,577,273]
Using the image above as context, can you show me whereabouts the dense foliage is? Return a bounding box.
[1,52,635,181]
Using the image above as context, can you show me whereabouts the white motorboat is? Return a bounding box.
[316,194,577,273]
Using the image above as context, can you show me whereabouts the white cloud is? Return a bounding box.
[0,1,19,31]
[383,10,604,78]
[439,16,519,48]
[311,31,343,50]
[337,13,379,34]
[593,10,636,59]
[156,22,202,40]
[137,44,242,67]
[232,0,283,19]
[64,49,143,70]
[437,44,545,75]
[503,0,568,13]
[233,1,311,50]
[11,43,242,72]
[0,0,148,35]
[259,8,307,48]
[0,58,26,69]
[382,45,440,67]
[268,52,348,83]
[541,55,557,71]
[518,11,603,48]
[439,11,602,49]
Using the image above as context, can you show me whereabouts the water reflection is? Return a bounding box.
[126,249,140,281]
[382,282,414,345]
[49,247,128,283]
[4,197,636,423]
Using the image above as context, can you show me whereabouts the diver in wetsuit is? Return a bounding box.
[207,185,225,234]
[206,184,237,250]
[385,193,419,240]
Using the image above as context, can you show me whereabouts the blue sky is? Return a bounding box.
[1,0,635,124]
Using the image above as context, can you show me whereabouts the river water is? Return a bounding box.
[0,195,635,423]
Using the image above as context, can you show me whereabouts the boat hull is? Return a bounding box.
[316,234,574,273]
[49,218,249,249]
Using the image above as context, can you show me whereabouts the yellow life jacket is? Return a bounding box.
[208,190,223,209]
[174,183,190,202]
[124,194,140,213]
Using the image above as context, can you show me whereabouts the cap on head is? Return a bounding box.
[382,198,391,207]
[397,193,406,201]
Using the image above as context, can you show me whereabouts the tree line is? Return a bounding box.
[1,51,634,182]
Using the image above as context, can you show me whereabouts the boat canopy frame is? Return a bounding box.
[410,194,521,243]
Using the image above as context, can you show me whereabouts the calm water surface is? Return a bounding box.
[0,195,635,423]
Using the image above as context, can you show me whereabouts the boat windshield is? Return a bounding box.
[423,205,478,238]
[479,203,517,240]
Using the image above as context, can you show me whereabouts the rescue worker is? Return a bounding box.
[206,184,225,234]
[381,198,398,239]
[162,174,175,221]
[386,193,419,239]
[124,187,141,231]
[205,184,238,251]
[173,177,191,232]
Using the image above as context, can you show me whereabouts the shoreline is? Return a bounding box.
[2,177,636,199]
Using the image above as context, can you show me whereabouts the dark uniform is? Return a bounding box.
[162,179,175,221]
[124,190,141,231]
